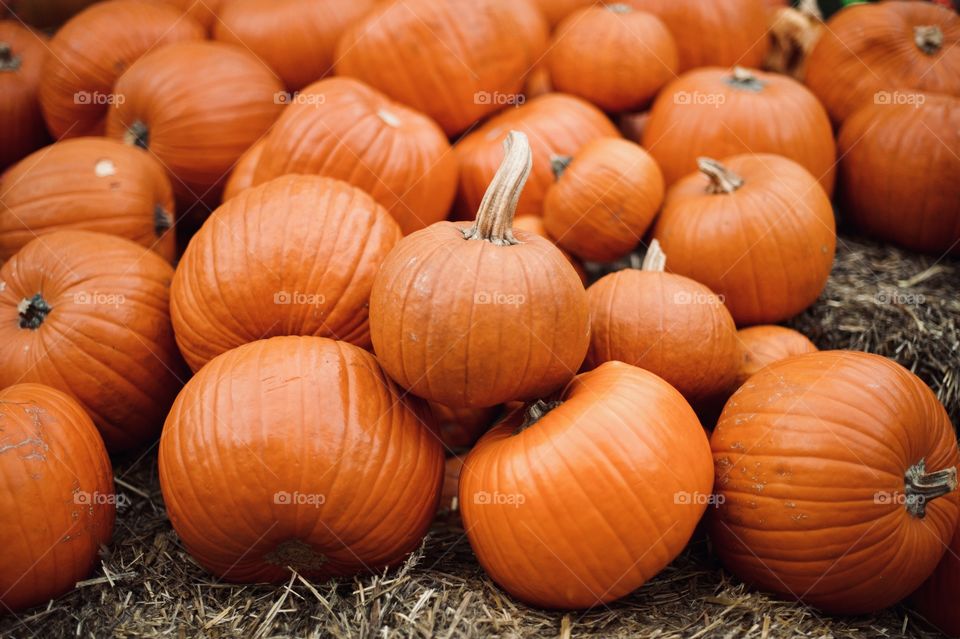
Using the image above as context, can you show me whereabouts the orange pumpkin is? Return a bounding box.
[431,402,499,451]
[370,132,590,408]
[0,21,47,171]
[653,155,836,326]
[455,93,619,219]
[106,41,284,209]
[39,0,205,140]
[159,336,444,582]
[643,67,836,195]
[214,0,376,91]
[460,361,714,609]
[171,175,401,372]
[734,325,817,386]
[912,520,960,637]
[335,0,547,135]
[838,93,960,256]
[0,383,115,612]
[805,1,960,123]
[547,5,677,113]
[0,137,175,262]
[0,230,186,452]
[250,77,457,235]
[222,135,266,201]
[711,351,960,614]
[543,137,663,263]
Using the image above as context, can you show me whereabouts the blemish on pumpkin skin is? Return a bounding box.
[785,501,797,509]
[265,540,328,571]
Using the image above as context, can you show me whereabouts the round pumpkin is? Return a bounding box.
[547,5,677,113]
[250,77,457,235]
[214,0,376,91]
[734,325,817,386]
[0,383,114,613]
[106,40,284,209]
[653,154,836,326]
[586,240,740,405]
[911,520,960,637]
[805,1,960,124]
[222,135,266,201]
[0,21,47,171]
[543,137,664,263]
[460,361,714,609]
[170,175,401,372]
[711,351,960,614]
[159,336,444,582]
[370,131,590,408]
[838,93,960,256]
[39,0,204,140]
[643,66,836,195]
[0,137,175,262]
[431,402,499,451]
[625,0,768,71]
[455,93,618,219]
[335,0,547,135]
[0,230,186,452]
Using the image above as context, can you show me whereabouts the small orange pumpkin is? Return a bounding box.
[734,325,817,386]
[0,21,48,171]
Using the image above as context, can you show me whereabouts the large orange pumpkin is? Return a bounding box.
[370,132,590,408]
[455,93,618,219]
[625,0,769,71]
[159,336,444,582]
[547,5,678,113]
[653,154,836,326]
[250,77,457,235]
[460,361,714,609]
[643,67,836,194]
[0,137,175,262]
[0,21,47,171]
[39,0,205,140]
[711,351,960,614]
[911,520,960,636]
[106,41,284,209]
[838,93,960,256]
[542,137,663,263]
[0,230,186,452]
[0,383,115,613]
[734,325,817,386]
[170,175,401,372]
[805,1,960,123]
[214,0,376,91]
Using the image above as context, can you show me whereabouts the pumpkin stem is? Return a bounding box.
[463,130,532,247]
[607,3,632,13]
[18,293,51,330]
[698,157,744,195]
[641,239,667,272]
[154,204,173,237]
[516,399,562,434]
[0,43,20,72]
[726,66,765,92]
[904,459,957,518]
[124,120,150,150]
[914,26,944,55]
[551,155,573,180]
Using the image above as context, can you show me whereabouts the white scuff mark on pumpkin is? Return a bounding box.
[414,272,432,296]
[408,333,418,343]
[94,158,117,177]
[0,436,44,456]
[377,109,401,128]
[0,280,6,292]
[785,501,797,509]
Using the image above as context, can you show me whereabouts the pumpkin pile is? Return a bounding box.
[1,0,958,634]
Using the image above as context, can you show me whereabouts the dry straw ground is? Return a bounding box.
[1,234,957,639]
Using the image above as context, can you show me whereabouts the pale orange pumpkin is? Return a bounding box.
[734,325,817,386]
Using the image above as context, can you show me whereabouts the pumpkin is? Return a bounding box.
[838,93,960,256]
[335,0,548,135]
[547,4,677,113]
[625,0,768,72]
[460,361,714,609]
[513,215,587,284]
[653,154,835,326]
[370,131,590,408]
[455,93,618,219]
[222,135,266,201]
[643,67,836,195]
[734,325,817,387]
[250,77,457,235]
[543,137,663,263]
[911,520,960,637]
[159,336,444,582]
[532,0,594,26]
[170,175,401,372]
[0,21,47,171]
[0,230,186,452]
[106,41,284,209]
[214,0,376,91]
[144,0,227,33]
[39,0,205,140]
[711,351,960,614]
[431,402,499,451]
[585,240,740,405]
[0,383,115,612]
[805,1,960,124]
[0,137,176,262]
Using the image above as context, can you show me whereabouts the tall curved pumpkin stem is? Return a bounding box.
[463,130,532,246]
[904,459,957,518]
[698,157,744,195]
[641,239,667,272]
[914,26,944,55]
